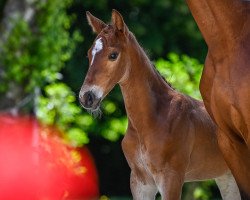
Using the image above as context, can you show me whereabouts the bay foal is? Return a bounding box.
[79,10,240,200]
[185,1,250,198]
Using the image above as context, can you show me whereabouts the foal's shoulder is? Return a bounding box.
[182,95,216,129]
[170,92,203,110]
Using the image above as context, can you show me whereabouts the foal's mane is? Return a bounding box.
[152,64,174,89]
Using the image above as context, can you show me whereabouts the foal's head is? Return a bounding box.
[79,10,131,112]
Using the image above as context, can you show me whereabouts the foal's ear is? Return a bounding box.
[86,11,107,34]
[111,9,129,35]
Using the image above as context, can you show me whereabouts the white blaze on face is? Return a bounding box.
[91,37,103,66]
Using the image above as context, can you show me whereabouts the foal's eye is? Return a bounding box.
[108,52,118,61]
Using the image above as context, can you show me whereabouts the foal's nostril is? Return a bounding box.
[82,91,95,108]
[87,92,94,105]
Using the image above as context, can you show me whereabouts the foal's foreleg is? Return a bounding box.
[155,170,184,200]
[130,171,157,200]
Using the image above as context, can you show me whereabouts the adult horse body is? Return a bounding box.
[185,0,250,198]
[79,10,240,199]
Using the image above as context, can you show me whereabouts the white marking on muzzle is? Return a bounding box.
[80,85,104,99]
[91,38,103,66]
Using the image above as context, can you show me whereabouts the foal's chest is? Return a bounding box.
[123,128,166,181]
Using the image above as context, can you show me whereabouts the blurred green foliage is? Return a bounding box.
[193,181,219,200]
[0,0,82,93]
[155,53,203,99]
[37,83,89,146]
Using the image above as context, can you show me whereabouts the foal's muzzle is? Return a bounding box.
[79,91,101,110]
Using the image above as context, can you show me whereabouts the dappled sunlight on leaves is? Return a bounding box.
[155,53,203,99]
[37,83,88,147]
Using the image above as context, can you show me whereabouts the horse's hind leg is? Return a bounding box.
[217,129,250,199]
[215,171,241,200]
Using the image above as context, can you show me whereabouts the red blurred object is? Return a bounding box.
[0,114,99,200]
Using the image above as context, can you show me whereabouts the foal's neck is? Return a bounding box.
[119,34,174,131]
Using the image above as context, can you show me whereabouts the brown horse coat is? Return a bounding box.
[186,0,250,198]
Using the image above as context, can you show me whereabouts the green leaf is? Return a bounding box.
[66,128,89,147]
[155,53,203,99]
